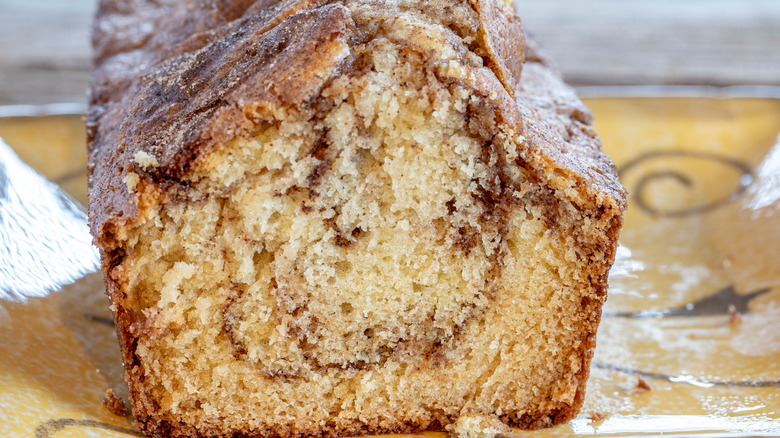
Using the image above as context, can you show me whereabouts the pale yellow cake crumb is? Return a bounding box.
[122,172,139,193]
[133,150,159,168]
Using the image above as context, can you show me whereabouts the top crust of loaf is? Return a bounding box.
[86,0,624,251]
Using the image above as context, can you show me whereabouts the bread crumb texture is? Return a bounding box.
[90,0,625,436]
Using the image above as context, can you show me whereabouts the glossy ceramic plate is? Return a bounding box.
[1,91,779,437]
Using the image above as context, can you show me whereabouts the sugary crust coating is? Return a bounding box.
[88,0,626,437]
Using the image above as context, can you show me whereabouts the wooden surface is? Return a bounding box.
[1,0,780,105]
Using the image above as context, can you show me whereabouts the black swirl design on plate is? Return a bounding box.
[593,362,780,388]
[35,418,144,437]
[603,285,770,318]
[618,150,754,217]
[84,313,116,326]
[601,284,778,388]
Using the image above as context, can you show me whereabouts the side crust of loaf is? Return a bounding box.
[87,1,626,437]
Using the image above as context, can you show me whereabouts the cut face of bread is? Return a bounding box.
[87,0,626,437]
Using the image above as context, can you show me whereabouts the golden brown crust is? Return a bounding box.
[88,1,625,437]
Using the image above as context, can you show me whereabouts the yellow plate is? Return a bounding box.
[1,94,779,437]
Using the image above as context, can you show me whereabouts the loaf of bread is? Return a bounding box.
[87,0,626,437]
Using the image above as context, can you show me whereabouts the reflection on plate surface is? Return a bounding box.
[0,95,779,437]
[0,137,99,300]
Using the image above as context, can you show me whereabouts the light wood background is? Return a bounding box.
[2,0,780,105]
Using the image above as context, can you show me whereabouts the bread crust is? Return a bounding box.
[88,1,626,436]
